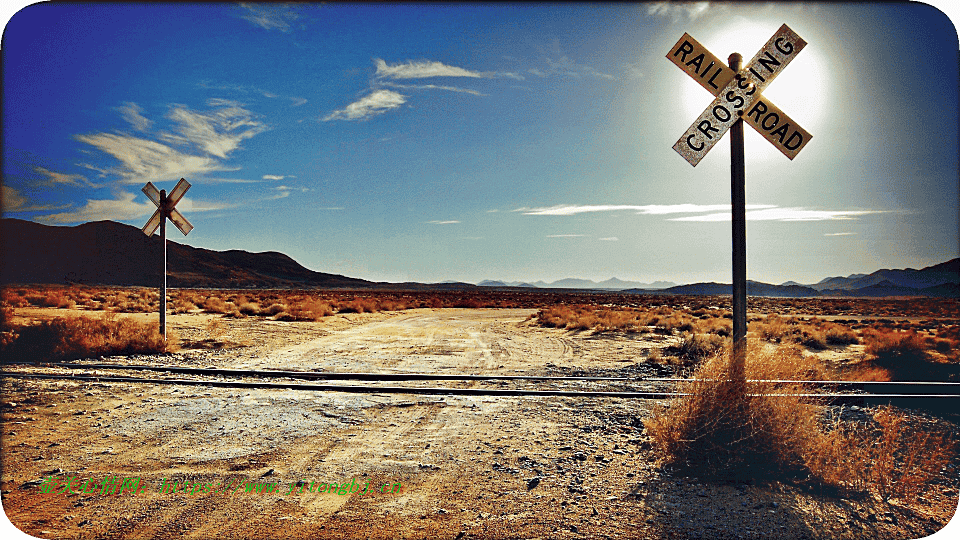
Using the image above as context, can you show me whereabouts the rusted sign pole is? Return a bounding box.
[728,53,747,377]
[142,178,193,340]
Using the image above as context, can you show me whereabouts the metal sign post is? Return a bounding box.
[142,178,193,340]
[666,24,811,377]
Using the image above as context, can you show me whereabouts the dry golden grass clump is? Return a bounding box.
[0,313,175,363]
[751,315,860,350]
[644,344,956,502]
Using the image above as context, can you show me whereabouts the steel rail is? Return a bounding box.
[3,371,958,402]
[22,362,960,394]
[1,371,677,398]
[38,362,633,381]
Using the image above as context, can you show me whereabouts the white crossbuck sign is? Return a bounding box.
[142,178,193,237]
[667,24,812,166]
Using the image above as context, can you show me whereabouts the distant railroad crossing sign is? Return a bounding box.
[142,178,193,236]
[141,178,192,340]
[667,24,811,166]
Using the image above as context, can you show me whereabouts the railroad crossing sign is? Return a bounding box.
[142,178,193,236]
[141,177,192,340]
[667,24,811,166]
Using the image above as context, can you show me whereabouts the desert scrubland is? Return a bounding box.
[1,286,959,539]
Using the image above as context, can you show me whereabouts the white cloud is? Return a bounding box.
[599,237,619,241]
[73,132,225,185]
[161,102,266,159]
[33,191,234,224]
[239,3,300,32]
[825,232,858,236]
[290,97,308,107]
[74,101,266,184]
[670,208,885,222]
[1,186,69,213]
[374,59,522,81]
[34,191,155,224]
[647,2,711,21]
[529,43,615,81]
[519,204,776,216]
[384,82,486,96]
[546,234,586,238]
[34,166,101,188]
[426,220,460,225]
[174,197,234,213]
[117,102,152,131]
[322,90,408,122]
[263,174,285,181]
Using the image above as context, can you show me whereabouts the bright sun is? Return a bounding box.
[680,22,829,159]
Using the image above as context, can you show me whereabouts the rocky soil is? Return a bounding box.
[2,307,958,539]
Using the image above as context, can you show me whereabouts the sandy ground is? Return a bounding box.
[2,307,958,539]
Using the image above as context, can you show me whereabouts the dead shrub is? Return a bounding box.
[261,303,287,316]
[171,298,197,314]
[238,302,261,316]
[645,344,956,501]
[861,328,936,379]
[670,332,726,362]
[201,297,231,314]
[645,345,820,479]
[823,322,859,345]
[0,314,174,362]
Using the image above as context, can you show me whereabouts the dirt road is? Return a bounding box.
[2,308,957,539]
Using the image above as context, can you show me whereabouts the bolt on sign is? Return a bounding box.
[667,24,812,166]
[142,178,192,340]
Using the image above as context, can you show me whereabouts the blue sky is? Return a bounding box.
[2,2,958,286]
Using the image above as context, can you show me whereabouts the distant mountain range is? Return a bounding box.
[0,218,373,289]
[1,219,956,297]
[477,278,677,290]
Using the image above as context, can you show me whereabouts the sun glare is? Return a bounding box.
[680,21,829,159]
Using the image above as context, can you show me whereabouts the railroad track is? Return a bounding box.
[3,362,959,404]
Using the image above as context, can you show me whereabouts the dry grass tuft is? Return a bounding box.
[0,313,175,363]
[644,343,956,501]
[644,344,822,479]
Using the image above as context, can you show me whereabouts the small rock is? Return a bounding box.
[526,477,541,490]
[260,468,275,477]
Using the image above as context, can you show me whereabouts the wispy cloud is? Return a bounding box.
[198,81,305,105]
[33,191,235,225]
[426,220,460,225]
[825,232,858,236]
[670,208,885,222]
[322,90,407,122]
[647,2,711,21]
[34,191,156,224]
[73,132,224,185]
[75,101,266,185]
[547,234,586,238]
[529,42,615,81]
[160,100,266,159]
[34,167,101,188]
[117,102,152,131]
[518,204,775,216]
[263,174,285,181]
[374,59,522,81]
[239,3,300,32]
[1,186,70,213]
[384,82,486,96]
[599,237,619,241]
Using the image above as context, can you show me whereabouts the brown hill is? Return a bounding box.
[0,219,374,289]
